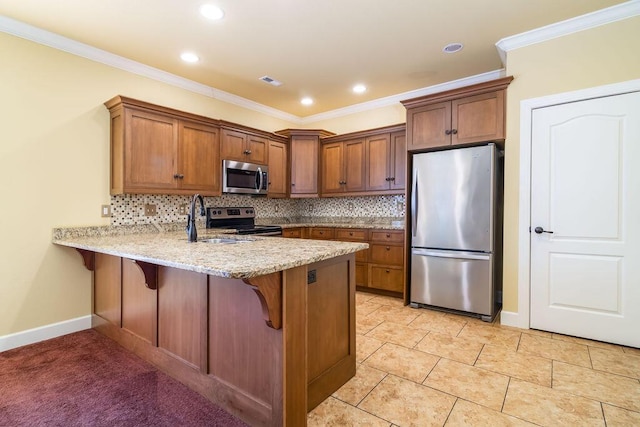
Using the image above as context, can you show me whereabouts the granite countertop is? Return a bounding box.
[53,228,368,279]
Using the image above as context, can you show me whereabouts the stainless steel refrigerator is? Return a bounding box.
[410,144,503,321]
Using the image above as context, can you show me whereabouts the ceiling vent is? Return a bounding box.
[259,76,283,87]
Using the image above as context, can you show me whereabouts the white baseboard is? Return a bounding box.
[499,311,525,329]
[0,315,92,352]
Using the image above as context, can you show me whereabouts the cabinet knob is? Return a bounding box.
[386,246,390,250]
[247,150,252,154]
[385,269,390,273]
[389,177,395,181]
[349,232,353,236]
[291,183,295,186]
[386,233,391,238]
[179,174,184,179]
[173,174,180,179]
[445,129,452,135]
[451,129,458,135]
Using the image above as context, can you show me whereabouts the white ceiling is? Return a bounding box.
[0,0,628,117]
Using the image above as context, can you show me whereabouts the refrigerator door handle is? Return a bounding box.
[411,171,418,237]
[412,248,491,261]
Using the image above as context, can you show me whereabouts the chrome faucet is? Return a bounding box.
[186,194,205,242]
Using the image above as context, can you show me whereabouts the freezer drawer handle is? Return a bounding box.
[412,249,490,261]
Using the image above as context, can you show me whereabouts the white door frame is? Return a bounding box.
[513,78,640,329]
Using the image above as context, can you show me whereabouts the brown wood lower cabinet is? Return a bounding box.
[91,251,355,426]
[305,227,405,295]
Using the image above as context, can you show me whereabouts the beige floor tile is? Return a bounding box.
[517,333,591,367]
[368,295,405,308]
[503,379,604,426]
[370,305,420,326]
[553,361,640,412]
[445,312,488,326]
[475,345,552,387]
[364,343,439,383]
[589,346,640,379]
[445,399,536,426]
[622,346,640,356]
[356,291,376,305]
[415,331,484,365]
[424,359,509,411]
[332,364,387,406]
[519,328,553,339]
[552,333,624,352]
[602,404,640,426]
[357,302,383,317]
[356,314,384,335]
[308,396,391,427]
[458,323,521,350]
[358,375,456,427]
[357,334,385,363]
[366,321,427,348]
[409,311,467,336]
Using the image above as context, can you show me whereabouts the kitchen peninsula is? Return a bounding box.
[53,227,367,427]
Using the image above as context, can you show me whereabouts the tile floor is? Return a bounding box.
[307,292,640,426]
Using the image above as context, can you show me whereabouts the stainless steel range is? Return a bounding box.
[205,207,282,236]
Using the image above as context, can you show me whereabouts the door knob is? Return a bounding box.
[534,226,554,234]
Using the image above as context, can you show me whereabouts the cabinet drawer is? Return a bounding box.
[282,228,303,238]
[369,244,403,265]
[309,227,335,240]
[335,229,368,241]
[370,230,404,244]
[369,266,404,293]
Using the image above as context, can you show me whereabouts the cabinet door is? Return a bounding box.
[390,131,406,190]
[122,259,157,345]
[290,136,319,196]
[220,129,247,161]
[321,142,344,194]
[267,140,288,197]
[178,121,221,194]
[94,253,122,326]
[407,101,451,150]
[246,134,268,164]
[343,139,365,192]
[365,134,391,191]
[125,109,178,190]
[451,90,505,144]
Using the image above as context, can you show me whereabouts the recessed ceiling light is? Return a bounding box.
[180,52,200,63]
[443,43,464,54]
[200,4,224,20]
[352,84,367,94]
[301,97,313,106]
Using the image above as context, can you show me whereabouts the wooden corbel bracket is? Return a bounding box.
[130,260,158,290]
[74,249,95,271]
[243,272,283,330]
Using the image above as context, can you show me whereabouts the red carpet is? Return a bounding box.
[0,330,249,426]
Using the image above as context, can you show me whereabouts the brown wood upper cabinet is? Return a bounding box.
[402,77,513,151]
[267,140,288,198]
[321,138,365,195]
[365,131,406,192]
[105,96,221,196]
[220,129,268,165]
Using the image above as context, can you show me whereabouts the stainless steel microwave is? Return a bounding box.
[222,160,268,195]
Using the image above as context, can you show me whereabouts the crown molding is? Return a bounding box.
[298,69,506,124]
[496,0,640,64]
[1,14,499,125]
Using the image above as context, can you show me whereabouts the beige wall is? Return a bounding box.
[0,33,297,336]
[304,103,406,135]
[502,16,640,312]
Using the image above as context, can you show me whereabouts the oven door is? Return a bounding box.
[223,160,268,195]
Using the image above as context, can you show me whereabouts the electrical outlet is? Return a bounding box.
[179,204,187,215]
[101,205,111,217]
[396,201,404,214]
[144,204,157,216]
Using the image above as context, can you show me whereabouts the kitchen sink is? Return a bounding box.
[198,238,252,244]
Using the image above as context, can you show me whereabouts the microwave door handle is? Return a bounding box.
[256,167,263,192]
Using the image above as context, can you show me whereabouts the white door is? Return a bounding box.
[530,91,640,348]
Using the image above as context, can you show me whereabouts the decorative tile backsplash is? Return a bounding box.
[110,194,406,225]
